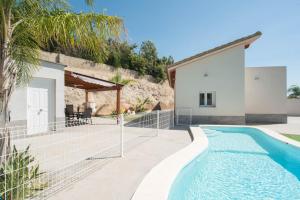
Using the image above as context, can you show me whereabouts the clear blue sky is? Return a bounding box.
[70,0,300,87]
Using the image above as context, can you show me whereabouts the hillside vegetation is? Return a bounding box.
[43,40,174,82]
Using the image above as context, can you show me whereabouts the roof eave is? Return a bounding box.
[167,32,262,72]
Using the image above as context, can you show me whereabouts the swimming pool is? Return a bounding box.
[168,127,300,200]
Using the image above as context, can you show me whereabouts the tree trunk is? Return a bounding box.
[0,38,14,165]
[0,103,11,164]
[0,5,14,163]
[0,52,16,164]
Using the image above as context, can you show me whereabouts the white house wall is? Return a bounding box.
[287,99,300,116]
[245,67,287,123]
[175,45,245,124]
[8,86,28,123]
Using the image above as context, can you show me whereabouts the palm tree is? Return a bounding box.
[288,85,300,98]
[110,70,135,85]
[0,0,124,160]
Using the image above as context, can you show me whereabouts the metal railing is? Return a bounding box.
[0,110,175,200]
[125,109,174,130]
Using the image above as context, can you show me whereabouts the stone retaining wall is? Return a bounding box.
[40,51,174,115]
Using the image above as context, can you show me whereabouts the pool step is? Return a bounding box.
[203,129,222,136]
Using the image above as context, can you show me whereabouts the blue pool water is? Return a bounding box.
[168,127,300,200]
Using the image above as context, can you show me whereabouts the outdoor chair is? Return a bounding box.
[81,108,93,124]
[65,104,76,121]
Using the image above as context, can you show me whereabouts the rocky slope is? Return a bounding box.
[41,51,174,115]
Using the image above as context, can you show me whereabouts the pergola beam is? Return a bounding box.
[86,86,120,92]
[65,70,124,116]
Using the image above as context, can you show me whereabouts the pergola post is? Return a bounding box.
[116,87,121,116]
[85,90,89,109]
[65,70,123,116]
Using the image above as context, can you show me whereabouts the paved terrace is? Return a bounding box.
[257,116,300,135]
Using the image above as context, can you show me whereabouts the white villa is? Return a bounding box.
[167,32,287,124]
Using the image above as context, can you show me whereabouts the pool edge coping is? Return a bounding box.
[200,125,300,149]
[131,126,208,200]
[254,126,300,148]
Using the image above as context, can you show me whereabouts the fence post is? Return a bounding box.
[156,110,159,136]
[172,110,175,128]
[120,114,124,157]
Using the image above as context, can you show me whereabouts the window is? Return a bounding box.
[207,93,212,105]
[199,92,216,107]
[199,93,205,106]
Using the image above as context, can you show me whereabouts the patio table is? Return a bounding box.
[75,112,84,119]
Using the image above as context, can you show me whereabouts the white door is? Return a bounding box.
[27,88,48,134]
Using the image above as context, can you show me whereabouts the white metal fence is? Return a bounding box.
[125,109,174,130]
[0,110,175,200]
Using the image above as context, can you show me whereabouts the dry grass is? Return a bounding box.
[283,134,300,142]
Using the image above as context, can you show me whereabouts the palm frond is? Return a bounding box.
[27,11,123,55]
[9,20,40,86]
[110,71,135,85]
[8,4,124,86]
[288,85,300,99]
[85,0,94,6]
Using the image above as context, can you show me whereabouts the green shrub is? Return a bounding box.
[133,97,151,113]
[110,108,126,116]
[109,71,135,85]
[0,146,46,200]
[152,65,167,83]
[129,54,148,76]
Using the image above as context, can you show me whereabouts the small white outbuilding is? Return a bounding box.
[168,32,287,125]
[8,60,66,134]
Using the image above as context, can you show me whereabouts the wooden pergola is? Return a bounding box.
[65,70,124,115]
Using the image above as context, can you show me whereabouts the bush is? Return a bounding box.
[0,146,46,200]
[152,65,167,83]
[110,108,126,116]
[133,97,151,113]
[129,54,148,76]
[109,71,135,85]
